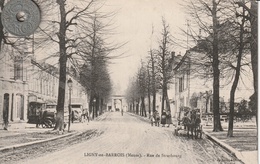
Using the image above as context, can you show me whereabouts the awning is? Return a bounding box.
[28,95,45,103]
[29,98,45,104]
[45,99,57,104]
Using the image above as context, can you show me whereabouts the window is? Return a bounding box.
[179,77,184,92]
[14,56,23,80]
[16,94,24,120]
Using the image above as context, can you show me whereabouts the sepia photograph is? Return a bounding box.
[0,0,258,163]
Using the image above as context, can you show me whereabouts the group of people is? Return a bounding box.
[151,110,172,127]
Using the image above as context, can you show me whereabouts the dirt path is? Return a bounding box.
[13,112,242,164]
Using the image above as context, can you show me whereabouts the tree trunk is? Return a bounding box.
[100,98,103,114]
[212,0,223,132]
[147,70,151,116]
[95,97,99,117]
[227,7,245,137]
[161,81,167,114]
[89,96,93,119]
[0,0,5,50]
[153,91,156,113]
[250,1,258,128]
[148,87,151,116]
[141,96,146,117]
[151,50,156,114]
[227,51,243,137]
[54,0,67,131]
[165,90,171,112]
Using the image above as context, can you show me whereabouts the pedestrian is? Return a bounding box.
[121,109,124,116]
[166,110,172,127]
[155,111,160,127]
[81,108,86,123]
[161,110,167,127]
[36,106,43,128]
[150,113,155,126]
[71,110,75,123]
[86,110,90,122]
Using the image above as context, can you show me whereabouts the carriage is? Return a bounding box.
[174,108,203,139]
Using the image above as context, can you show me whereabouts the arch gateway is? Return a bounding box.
[107,95,127,112]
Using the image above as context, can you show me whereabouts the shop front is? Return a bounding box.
[27,94,45,124]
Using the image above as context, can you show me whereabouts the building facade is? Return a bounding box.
[0,43,29,124]
[172,50,253,118]
[0,43,88,125]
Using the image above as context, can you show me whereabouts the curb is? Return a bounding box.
[0,131,80,152]
[204,131,246,163]
[0,113,108,153]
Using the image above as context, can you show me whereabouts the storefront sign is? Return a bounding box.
[28,95,37,102]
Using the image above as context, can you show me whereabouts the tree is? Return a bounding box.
[156,18,174,114]
[236,0,258,127]
[78,11,121,119]
[137,61,148,117]
[52,0,95,131]
[226,2,250,137]
[184,0,233,132]
[80,57,112,119]
[148,49,159,114]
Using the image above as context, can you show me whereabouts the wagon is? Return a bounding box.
[174,109,203,139]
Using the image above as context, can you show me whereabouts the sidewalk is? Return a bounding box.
[0,113,109,152]
[0,120,92,152]
[202,121,258,164]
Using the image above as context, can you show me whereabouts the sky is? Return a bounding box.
[34,0,188,95]
[99,0,187,94]
[34,0,254,99]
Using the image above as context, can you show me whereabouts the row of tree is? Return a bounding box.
[126,0,257,137]
[126,18,174,119]
[0,0,118,131]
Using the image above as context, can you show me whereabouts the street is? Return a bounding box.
[15,112,240,164]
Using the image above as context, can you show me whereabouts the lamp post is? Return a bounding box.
[67,78,73,132]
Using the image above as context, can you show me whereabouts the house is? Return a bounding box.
[0,43,88,125]
[171,50,253,118]
[0,43,29,123]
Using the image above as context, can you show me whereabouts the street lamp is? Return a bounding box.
[67,78,73,132]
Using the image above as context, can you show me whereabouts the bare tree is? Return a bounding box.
[225,2,250,137]
[77,11,123,119]
[183,0,235,132]
[51,0,96,131]
[156,18,174,114]
[236,0,258,127]
[137,61,147,117]
[148,49,160,114]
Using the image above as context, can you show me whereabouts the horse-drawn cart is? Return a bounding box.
[174,108,203,139]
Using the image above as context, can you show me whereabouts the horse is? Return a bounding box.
[194,115,202,139]
[183,110,200,139]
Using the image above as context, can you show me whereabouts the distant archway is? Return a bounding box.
[110,95,126,112]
